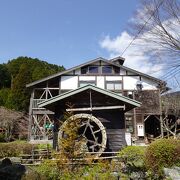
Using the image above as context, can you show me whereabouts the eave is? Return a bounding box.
[26,57,166,88]
[38,84,141,112]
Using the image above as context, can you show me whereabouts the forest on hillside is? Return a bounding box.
[0,57,65,112]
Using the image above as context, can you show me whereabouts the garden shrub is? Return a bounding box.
[0,141,36,158]
[0,133,6,142]
[36,159,121,180]
[36,160,60,180]
[36,143,52,150]
[145,138,180,176]
[118,146,146,167]
[118,145,146,178]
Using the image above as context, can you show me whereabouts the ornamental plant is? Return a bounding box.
[145,138,180,177]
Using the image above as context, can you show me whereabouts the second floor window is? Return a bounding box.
[81,65,120,75]
[114,66,120,74]
[81,66,99,74]
[102,66,112,74]
[81,66,88,74]
[89,66,99,73]
[106,81,122,91]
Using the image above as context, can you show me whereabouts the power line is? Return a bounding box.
[149,65,179,76]
[162,68,180,80]
[160,66,180,79]
[121,0,165,56]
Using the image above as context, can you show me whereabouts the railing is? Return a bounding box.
[32,99,46,109]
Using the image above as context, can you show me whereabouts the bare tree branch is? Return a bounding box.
[130,0,180,63]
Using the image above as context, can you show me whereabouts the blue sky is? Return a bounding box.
[0,0,138,68]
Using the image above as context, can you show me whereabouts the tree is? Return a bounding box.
[7,56,65,84]
[0,64,11,88]
[130,0,180,65]
[0,107,27,142]
[3,56,65,111]
[0,88,10,106]
[161,92,180,138]
[6,63,31,111]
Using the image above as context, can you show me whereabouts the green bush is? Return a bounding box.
[118,145,146,178]
[0,141,36,158]
[0,133,6,142]
[36,160,60,180]
[37,159,120,180]
[36,143,52,150]
[118,146,145,165]
[145,138,180,176]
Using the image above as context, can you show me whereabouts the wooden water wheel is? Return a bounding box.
[58,113,107,158]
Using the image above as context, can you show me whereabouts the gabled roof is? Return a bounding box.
[110,56,125,65]
[26,57,166,88]
[38,84,141,112]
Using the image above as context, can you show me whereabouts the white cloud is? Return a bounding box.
[100,31,164,77]
[100,1,180,79]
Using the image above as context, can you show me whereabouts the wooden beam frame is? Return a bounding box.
[66,105,126,112]
[144,115,151,122]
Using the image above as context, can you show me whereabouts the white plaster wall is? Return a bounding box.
[75,69,81,75]
[123,76,140,90]
[61,76,78,89]
[79,76,96,81]
[106,76,122,81]
[97,76,105,89]
[141,77,157,90]
[124,76,158,90]
[127,71,136,75]
[120,69,126,75]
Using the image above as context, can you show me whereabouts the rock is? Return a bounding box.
[0,158,26,180]
[1,158,12,167]
[164,166,180,180]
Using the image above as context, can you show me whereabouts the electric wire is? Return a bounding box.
[121,0,165,56]
[160,66,180,79]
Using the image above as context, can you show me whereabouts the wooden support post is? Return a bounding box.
[133,92,137,138]
[29,89,34,141]
[159,89,164,138]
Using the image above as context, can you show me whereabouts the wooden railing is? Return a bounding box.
[32,99,46,109]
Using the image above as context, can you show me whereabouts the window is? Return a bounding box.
[81,66,99,74]
[125,115,133,132]
[106,81,122,91]
[81,66,88,74]
[102,66,112,74]
[114,66,120,74]
[89,66,99,73]
[106,83,114,90]
[79,81,96,87]
[81,65,120,75]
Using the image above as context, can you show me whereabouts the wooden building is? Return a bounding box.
[26,57,167,152]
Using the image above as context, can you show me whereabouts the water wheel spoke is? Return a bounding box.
[80,123,87,127]
[88,123,97,141]
[87,139,96,143]
[88,140,101,147]
[95,143,103,147]
[94,129,101,134]
[82,119,90,136]
[89,143,102,151]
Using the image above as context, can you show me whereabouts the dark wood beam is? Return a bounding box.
[66,105,125,112]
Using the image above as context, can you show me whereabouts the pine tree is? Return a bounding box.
[6,63,31,111]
